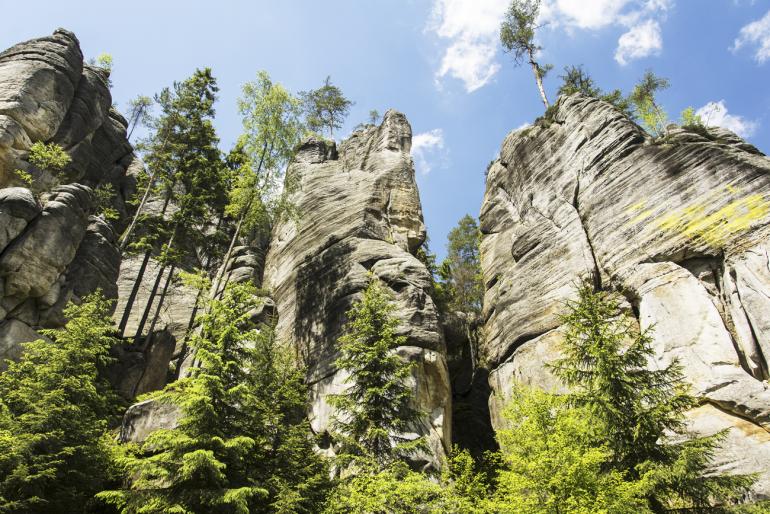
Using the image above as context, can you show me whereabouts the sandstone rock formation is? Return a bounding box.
[264,113,451,469]
[481,93,770,496]
[0,30,137,371]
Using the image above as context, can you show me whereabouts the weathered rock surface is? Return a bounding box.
[0,30,137,363]
[264,111,451,469]
[481,94,770,496]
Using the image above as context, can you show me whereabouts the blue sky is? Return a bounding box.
[2,1,769,259]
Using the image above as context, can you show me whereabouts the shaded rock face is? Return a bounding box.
[481,94,770,496]
[264,111,450,470]
[0,30,136,364]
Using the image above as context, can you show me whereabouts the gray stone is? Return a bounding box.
[0,318,45,369]
[481,93,770,496]
[264,110,450,470]
[0,187,39,252]
[119,398,180,444]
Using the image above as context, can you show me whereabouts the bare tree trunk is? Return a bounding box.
[145,262,177,346]
[133,226,177,345]
[118,249,151,337]
[529,52,550,109]
[119,170,156,253]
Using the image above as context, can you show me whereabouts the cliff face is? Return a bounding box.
[263,112,451,469]
[481,94,770,496]
[0,30,136,365]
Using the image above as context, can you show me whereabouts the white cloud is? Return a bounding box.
[614,19,663,65]
[732,10,770,63]
[428,0,671,92]
[429,0,509,92]
[695,100,758,138]
[412,129,447,174]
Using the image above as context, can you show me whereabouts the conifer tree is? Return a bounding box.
[557,64,632,116]
[300,76,353,139]
[0,293,121,513]
[330,277,424,470]
[100,283,328,513]
[629,70,670,137]
[553,282,756,512]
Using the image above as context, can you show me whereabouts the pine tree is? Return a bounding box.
[329,277,424,470]
[557,65,633,117]
[100,283,328,513]
[629,70,670,137]
[300,76,353,139]
[0,293,122,513]
[552,282,756,512]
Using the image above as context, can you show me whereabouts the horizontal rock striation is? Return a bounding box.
[0,30,137,367]
[481,93,770,496]
[263,111,450,470]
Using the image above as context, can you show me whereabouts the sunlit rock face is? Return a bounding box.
[263,111,451,470]
[0,29,136,364]
[481,93,770,497]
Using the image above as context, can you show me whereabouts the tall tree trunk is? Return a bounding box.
[119,169,156,253]
[117,249,151,337]
[529,52,550,109]
[133,226,177,345]
[144,262,177,347]
[118,185,175,338]
[208,138,272,302]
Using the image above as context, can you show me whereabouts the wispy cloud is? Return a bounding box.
[732,9,770,63]
[615,19,662,65]
[428,0,672,92]
[412,129,447,174]
[428,0,509,92]
[696,100,758,138]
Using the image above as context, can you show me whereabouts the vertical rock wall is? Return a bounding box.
[480,94,770,497]
[0,29,137,363]
[263,111,451,469]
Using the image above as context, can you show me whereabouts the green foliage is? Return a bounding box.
[0,293,122,513]
[234,70,304,230]
[500,0,540,63]
[126,95,153,140]
[139,68,228,254]
[100,283,328,513]
[679,106,708,136]
[92,52,113,73]
[330,277,425,469]
[489,387,646,514]
[93,183,120,221]
[441,215,484,316]
[500,0,551,107]
[552,282,756,511]
[27,141,71,173]
[629,70,670,137]
[557,65,633,116]
[12,169,32,187]
[323,449,488,514]
[368,109,381,125]
[300,76,354,139]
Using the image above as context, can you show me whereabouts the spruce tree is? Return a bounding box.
[330,277,424,470]
[100,283,328,513]
[0,293,122,513]
[553,282,756,512]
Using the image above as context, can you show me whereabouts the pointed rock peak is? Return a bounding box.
[378,109,412,153]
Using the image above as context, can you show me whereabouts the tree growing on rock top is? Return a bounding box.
[629,70,670,138]
[300,76,354,139]
[500,0,552,109]
[329,276,426,471]
[557,65,633,117]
